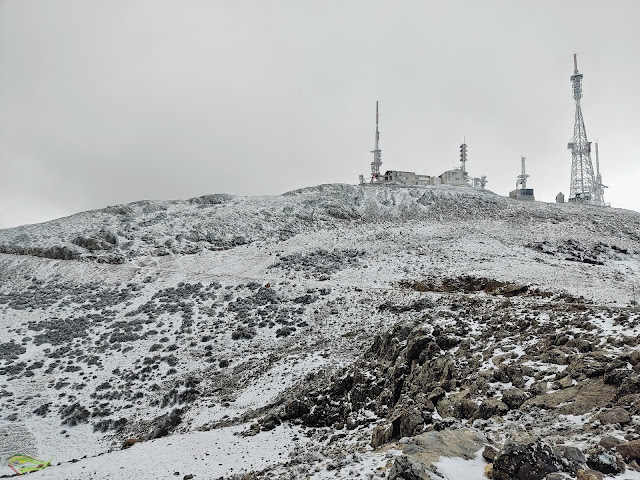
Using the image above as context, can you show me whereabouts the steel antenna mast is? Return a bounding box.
[517,155,529,189]
[370,101,382,182]
[592,141,607,205]
[567,54,597,203]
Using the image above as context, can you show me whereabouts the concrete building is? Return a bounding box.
[439,168,468,186]
[509,188,535,201]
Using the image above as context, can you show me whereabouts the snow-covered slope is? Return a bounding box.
[1,184,639,479]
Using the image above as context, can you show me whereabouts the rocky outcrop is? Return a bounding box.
[492,440,563,480]
[388,429,488,480]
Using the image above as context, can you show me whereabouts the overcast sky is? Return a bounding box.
[1,0,639,228]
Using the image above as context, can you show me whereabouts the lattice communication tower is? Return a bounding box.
[567,54,597,204]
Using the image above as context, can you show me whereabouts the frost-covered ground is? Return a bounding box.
[0,184,639,479]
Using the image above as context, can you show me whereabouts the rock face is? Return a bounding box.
[388,429,488,480]
[492,441,563,480]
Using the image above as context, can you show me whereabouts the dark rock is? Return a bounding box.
[475,399,509,420]
[259,413,281,431]
[280,399,310,420]
[553,445,587,475]
[406,333,434,365]
[146,408,182,440]
[586,447,625,475]
[502,389,529,410]
[493,440,563,480]
[395,407,424,438]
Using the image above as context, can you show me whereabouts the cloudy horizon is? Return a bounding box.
[1,0,639,229]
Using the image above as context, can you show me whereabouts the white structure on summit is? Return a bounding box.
[359,105,487,188]
[509,155,535,201]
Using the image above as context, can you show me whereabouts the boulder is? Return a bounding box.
[389,455,433,480]
[397,408,425,438]
[576,470,603,480]
[453,398,479,419]
[475,399,509,420]
[483,445,498,461]
[493,440,563,480]
[616,439,640,463]
[596,407,631,425]
[389,429,488,480]
[553,445,587,475]
[600,435,624,450]
[371,422,393,448]
[586,447,625,475]
[522,379,616,415]
[406,332,434,365]
[502,389,529,410]
[630,350,640,366]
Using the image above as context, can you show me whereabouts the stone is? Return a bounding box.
[475,399,509,420]
[389,455,432,480]
[599,435,623,450]
[389,429,488,480]
[397,407,425,438]
[502,388,529,410]
[483,445,498,461]
[371,422,393,448]
[485,463,494,478]
[544,473,571,480]
[522,379,617,415]
[586,447,625,475]
[557,376,574,389]
[616,439,640,463]
[597,407,631,425]
[492,440,562,480]
[630,350,640,366]
[406,332,434,365]
[576,470,603,480]
[553,445,586,475]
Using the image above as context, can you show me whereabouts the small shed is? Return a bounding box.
[556,192,565,203]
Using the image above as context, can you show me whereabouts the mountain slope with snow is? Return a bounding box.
[1,184,639,479]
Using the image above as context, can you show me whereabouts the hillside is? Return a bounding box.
[1,183,640,479]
